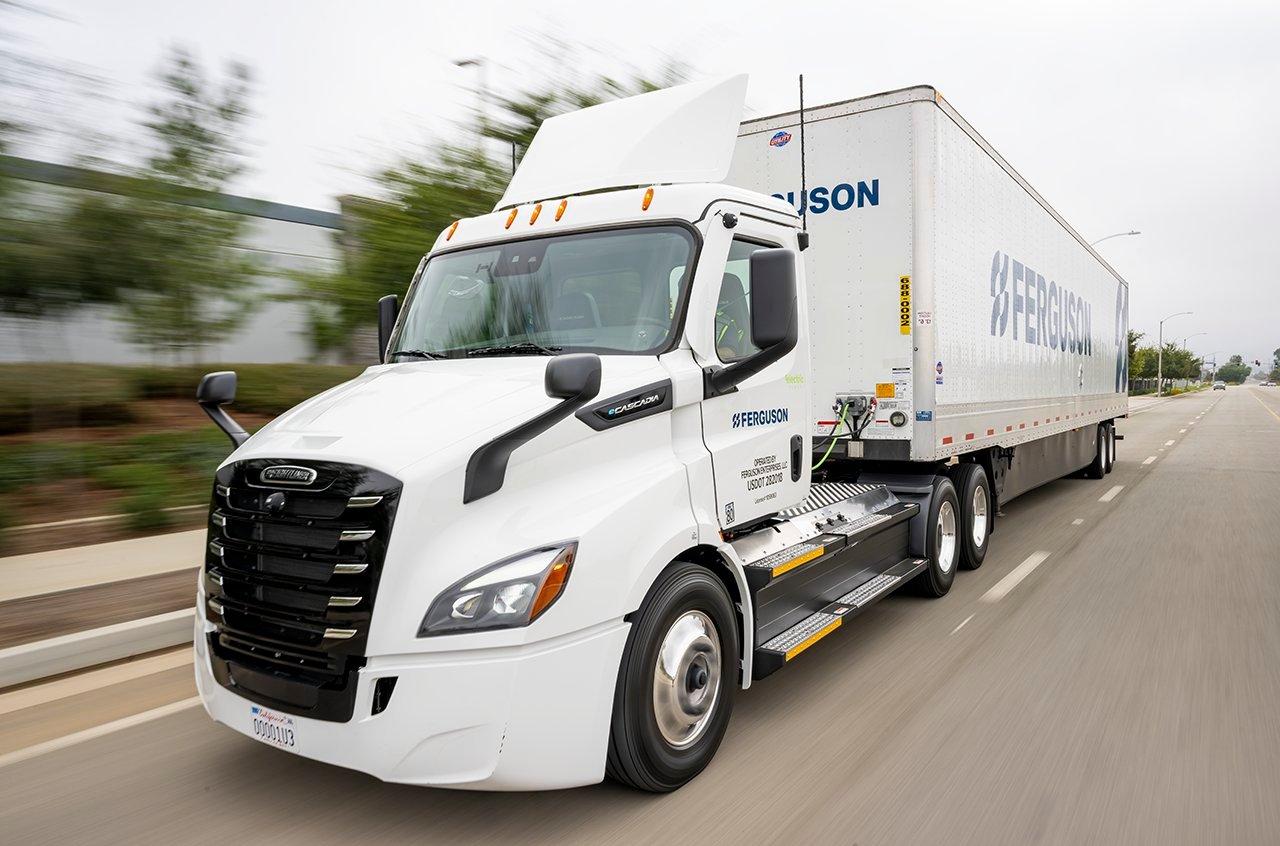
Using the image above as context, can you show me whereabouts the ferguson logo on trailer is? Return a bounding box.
[769,130,792,148]
[989,250,1093,355]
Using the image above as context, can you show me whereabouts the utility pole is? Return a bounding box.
[1156,311,1192,396]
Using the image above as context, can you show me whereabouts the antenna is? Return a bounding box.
[511,142,517,176]
[798,74,808,232]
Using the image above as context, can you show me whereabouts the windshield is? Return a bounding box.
[390,225,696,358]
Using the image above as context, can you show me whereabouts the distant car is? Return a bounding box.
[1213,381,1227,390]
[1262,381,1276,387]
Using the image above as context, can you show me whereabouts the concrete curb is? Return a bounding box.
[0,608,194,689]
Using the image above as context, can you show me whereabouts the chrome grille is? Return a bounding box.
[203,459,401,722]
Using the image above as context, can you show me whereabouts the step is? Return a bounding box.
[740,501,917,591]
[753,556,928,679]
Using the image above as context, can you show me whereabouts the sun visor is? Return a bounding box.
[496,74,748,209]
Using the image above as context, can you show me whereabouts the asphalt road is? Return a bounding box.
[3,387,1278,845]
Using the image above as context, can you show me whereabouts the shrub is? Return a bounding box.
[0,364,138,435]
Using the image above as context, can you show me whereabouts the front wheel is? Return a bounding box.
[606,563,738,792]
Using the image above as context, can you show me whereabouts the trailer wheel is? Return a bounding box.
[606,562,738,792]
[1104,423,1116,474]
[949,463,990,570]
[1085,425,1107,479]
[912,476,959,597]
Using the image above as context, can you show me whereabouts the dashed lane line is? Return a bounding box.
[1143,456,1157,465]
[1099,485,1124,503]
[981,551,1052,603]
[1165,440,1175,446]
[950,614,975,635]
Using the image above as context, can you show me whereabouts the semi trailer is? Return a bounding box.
[193,76,1128,792]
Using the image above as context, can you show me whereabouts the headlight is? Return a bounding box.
[418,542,576,636]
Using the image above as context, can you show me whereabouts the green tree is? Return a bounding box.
[1270,347,1280,382]
[1217,354,1251,384]
[72,47,258,360]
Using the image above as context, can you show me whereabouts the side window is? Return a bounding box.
[716,239,769,362]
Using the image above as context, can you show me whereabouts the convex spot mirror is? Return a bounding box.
[545,353,602,401]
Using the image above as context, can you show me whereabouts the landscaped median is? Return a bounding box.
[0,362,362,554]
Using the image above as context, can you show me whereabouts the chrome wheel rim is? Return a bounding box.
[937,499,958,574]
[971,485,988,548]
[652,611,722,748]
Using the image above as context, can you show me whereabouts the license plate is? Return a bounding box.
[248,705,298,751]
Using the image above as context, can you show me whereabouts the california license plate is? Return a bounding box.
[248,705,298,750]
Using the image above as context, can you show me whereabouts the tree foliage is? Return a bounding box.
[1215,354,1251,384]
[72,48,258,359]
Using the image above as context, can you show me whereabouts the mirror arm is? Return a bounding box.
[200,402,250,448]
[702,315,798,399]
[462,360,602,504]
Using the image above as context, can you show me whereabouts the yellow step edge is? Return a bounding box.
[771,545,825,577]
[785,617,842,661]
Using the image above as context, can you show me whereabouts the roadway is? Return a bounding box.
[3,386,1279,844]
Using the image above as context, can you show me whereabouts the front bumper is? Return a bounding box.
[194,615,629,790]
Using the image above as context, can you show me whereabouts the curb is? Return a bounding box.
[0,608,194,689]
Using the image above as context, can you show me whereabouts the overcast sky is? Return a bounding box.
[9,0,1280,363]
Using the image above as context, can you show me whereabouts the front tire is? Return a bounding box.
[949,463,991,570]
[606,562,738,792]
[912,476,959,597]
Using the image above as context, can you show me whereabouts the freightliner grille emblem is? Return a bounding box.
[260,465,317,486]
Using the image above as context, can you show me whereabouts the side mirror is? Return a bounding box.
[378,294,399,363]
[196,371,249,447]
[704,249,799,398]
[545,353,603,401]
[463,354,603,503]
[748,248,798,349]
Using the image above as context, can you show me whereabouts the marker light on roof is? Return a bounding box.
[555,199,568,221]
[642,187,654,211]
[529,203,542,225]
[505,208,518,229]
[446,220,459,240]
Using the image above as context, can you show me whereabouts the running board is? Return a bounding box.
[740,502,917,591]
[752,556,928,679]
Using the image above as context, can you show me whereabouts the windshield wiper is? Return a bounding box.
[465,341,562,357]
[390,348,446,361]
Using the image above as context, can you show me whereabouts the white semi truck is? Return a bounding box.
[193,77,1129,792]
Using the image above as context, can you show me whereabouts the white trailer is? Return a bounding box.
[729,86,1128,488]
[191,77,1128,794]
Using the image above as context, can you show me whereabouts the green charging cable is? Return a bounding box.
[811,400,850,471]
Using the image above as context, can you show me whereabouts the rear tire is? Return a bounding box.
[606,562,738,792]
[1104,422,1116,473]
[1084,425,1106,479]
[948,463,991,570]
[912,476,959,597]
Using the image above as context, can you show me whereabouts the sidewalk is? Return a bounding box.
[0,530,205,603]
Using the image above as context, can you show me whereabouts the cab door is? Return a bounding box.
[693,214,811,529]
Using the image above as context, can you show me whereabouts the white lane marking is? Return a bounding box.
[1099,485,1125,502]
[1143,456,1157,465]
[1072,518,1084,525]
[1189,421,1197,426]
[981,551,1052,603]
[1180,428,1187,433]
[0,696,201,769]
[950,614,975,635]
[0,648,192,717]
[1165,440,1175,446]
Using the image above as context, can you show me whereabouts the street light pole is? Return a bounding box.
[1091,230,1142,247]
[1156,311,1192,396]
[1182,332,1206,349]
